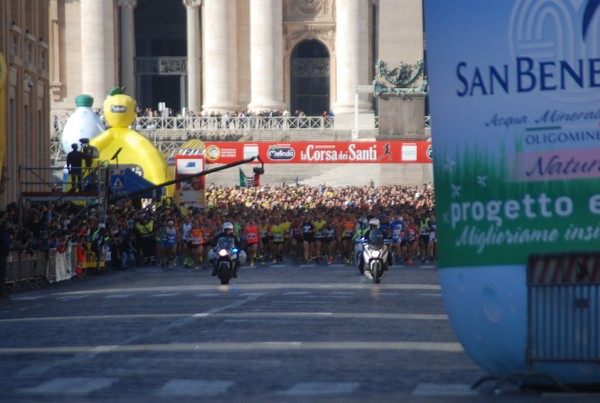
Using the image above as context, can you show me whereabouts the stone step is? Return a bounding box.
[205,162,422,188]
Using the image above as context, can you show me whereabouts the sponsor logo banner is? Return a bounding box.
[425,0,600,268]
[203,141,432,164]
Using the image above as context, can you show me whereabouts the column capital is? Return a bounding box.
[117,0,137,8]
[183,0,202,8]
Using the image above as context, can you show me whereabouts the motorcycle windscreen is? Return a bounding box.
[217,238,235,250]
[368,230,384,247]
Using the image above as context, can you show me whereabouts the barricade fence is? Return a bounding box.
[527,252,600,366]
[5,247,77,286]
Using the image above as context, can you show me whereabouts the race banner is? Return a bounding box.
[203,141,433,164]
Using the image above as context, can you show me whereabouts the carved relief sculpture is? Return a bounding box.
[373,59,429,97]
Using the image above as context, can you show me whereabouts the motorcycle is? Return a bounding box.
[360,229,389,283]
[214,237,240,285]
[354,236,368,274]
[383,237,394,267]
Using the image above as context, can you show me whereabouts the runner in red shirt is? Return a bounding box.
[245,216,260,267]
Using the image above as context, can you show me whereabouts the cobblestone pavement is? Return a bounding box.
[0,259,598,402]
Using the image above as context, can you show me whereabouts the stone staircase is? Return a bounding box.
[239,129,375,142]
[206,162,388,188]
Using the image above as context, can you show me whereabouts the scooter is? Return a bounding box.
[214,237,240,285]
[361,229,389,284]
[383,237,394,267]
[354,236,368,274]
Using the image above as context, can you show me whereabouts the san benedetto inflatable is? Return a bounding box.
[425,0,600,386]
[90,87,170,192]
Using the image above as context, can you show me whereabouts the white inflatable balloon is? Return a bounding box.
[61,94,104,154]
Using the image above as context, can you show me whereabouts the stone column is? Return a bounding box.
[81,0,116,101]
[184,0,202,114]
[334,0,371,114]
[248,0,285,113]
[118,0,137,97]
[202,0,239,112]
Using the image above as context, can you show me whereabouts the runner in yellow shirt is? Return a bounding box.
[313,212,327,263]
[270,215,285,264]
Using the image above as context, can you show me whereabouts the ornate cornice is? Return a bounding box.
[117,0,137,9]
[297,0,327,15]
[182,0,202,8]
[285,0,332,18]
[286,24,335,51]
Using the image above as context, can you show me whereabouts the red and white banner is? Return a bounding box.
[203,141,433,164]
[529,254,600,285]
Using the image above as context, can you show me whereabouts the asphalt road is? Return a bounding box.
[0,259,598,402]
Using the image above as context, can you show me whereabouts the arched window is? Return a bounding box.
[290,40,330,116]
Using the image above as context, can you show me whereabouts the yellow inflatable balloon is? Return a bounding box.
[90,87,172,196]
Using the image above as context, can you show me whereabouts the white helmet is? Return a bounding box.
[223,222,234,231]
[358,217,368,225]
[368,218,380,229]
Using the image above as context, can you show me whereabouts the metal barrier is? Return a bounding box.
[4,247,77,287]
[472,251,599,391]
[6,250,50,285]
[527,252,600,365]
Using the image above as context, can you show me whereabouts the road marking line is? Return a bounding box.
[0,341,463,354]
[10,296,45,301]
[17,377,117,395]
[413,383,479,397]
[159,379,234,397]
[279,382,360,395]
[48,283,440,296]
[0,312,447,323]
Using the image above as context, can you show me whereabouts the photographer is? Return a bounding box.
[79,139,99,192]
[66,143,84,192]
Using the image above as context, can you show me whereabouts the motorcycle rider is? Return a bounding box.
[364,218,382,239]
[359,218,389,273]
[352,216,370,272]
[379,213,394,267]
[208,222,247,276]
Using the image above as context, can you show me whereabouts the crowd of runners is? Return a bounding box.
[1,183,436,275]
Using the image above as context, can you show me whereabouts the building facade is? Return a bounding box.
[0,0,50,209]
[50,0,424,129]
[0,0,427,207]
